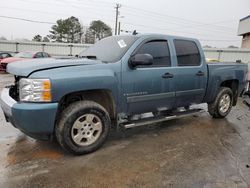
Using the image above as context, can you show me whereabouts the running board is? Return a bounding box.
[122,109,205,129]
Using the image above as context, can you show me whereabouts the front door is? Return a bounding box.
[122,40,175,114]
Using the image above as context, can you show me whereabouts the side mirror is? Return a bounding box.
[75,54,79,58]
[129,54,153,68]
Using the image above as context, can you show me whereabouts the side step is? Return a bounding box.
[122,108,205,129]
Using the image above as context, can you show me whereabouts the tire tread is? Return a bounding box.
[55,100,110,155]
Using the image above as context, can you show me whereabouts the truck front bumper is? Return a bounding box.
[0,88,58,140]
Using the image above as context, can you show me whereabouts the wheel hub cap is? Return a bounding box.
[219,94,231,113]
[71,114,103,146]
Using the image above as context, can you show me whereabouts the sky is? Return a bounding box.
[0,0,250,48]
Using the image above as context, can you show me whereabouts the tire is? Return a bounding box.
[55,100,111,155]
[208,87,233,118]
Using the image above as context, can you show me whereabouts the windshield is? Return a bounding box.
[15,52,34,58]
[79,35,139,63]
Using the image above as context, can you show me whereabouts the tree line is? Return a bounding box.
[32,16,112,44]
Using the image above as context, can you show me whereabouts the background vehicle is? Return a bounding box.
[0,51,50,72]
[0,34,248,155]
[0,52,12,60]
[206,58,220,62]
[0,52,12,71]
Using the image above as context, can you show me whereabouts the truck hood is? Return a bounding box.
[7,58,102,76]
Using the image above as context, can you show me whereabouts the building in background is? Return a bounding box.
[238,15,250,48]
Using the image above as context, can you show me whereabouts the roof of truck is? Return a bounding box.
[117,33,198,41]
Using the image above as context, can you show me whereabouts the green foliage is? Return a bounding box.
[0,36,7,40]
[46,17,112,44]
[42,36,50,42]
[32,34,42,42]
[84,29,95,44]
[89,20,112,41]
[49,16,82,43]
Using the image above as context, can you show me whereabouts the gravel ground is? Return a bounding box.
[0,73,250,188]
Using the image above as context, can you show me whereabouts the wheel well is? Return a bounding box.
[57,89,116,120]
[220,79,239,105]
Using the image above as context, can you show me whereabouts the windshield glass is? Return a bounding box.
[15,52,34,58]
[79,35,139,63]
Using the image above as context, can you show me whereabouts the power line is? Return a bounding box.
[121,21,239,39]
[62,0,237,35]
[69,0,236,32]
[16,0,236,32]
[2,5,235,37]
[171,19,237,31]
[120,11,236,36]
[3,0,240,43]
[122,5,235,31]
[16,0,115,18]
[0,15,240,44]
[55,0,234,32]
[0,5,116,24]
[0,15,55,24]
[0,14,238,41]
[14,0,237,35]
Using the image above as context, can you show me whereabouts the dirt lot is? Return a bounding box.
[0,73,250,188]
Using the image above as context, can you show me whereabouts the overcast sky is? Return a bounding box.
[0,0,249,47]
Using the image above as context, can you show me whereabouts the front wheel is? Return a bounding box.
[208,87,233,118]
[55,101,111,155]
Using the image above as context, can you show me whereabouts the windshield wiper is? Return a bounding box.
[79,55,108,63]
[80,55,97,60]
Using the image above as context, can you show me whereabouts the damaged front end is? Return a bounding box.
[8,75,21,101]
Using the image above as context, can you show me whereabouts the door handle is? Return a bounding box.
[162,73,174,79]
[196,71,205,76]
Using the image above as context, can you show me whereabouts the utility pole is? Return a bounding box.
[118,22,121,35]
[114,3,121,35]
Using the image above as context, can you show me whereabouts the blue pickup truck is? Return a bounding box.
[0,34,248,155]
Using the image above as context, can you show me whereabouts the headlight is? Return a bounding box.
[19,78,52,102]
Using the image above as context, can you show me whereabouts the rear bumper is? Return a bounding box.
[0,88,58,140]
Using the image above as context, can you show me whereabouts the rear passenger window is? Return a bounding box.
[43,52,49,57]
[2,53,10,58]
[174,40,201,66]
[35,52,43,58]
[136,40,171,67]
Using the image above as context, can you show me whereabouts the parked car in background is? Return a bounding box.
[0,51,51,72]
[206,58,220,62]
[0,52,12,61]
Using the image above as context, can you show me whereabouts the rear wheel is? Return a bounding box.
[208,87,233,118]
[55,101,111,155]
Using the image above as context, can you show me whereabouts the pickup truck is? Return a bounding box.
[0,34,248,155]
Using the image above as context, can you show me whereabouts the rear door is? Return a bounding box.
[172,39,207,107]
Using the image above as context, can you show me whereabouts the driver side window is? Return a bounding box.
[136,40,171,67]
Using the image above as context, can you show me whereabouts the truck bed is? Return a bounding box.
[204,62,247,103]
